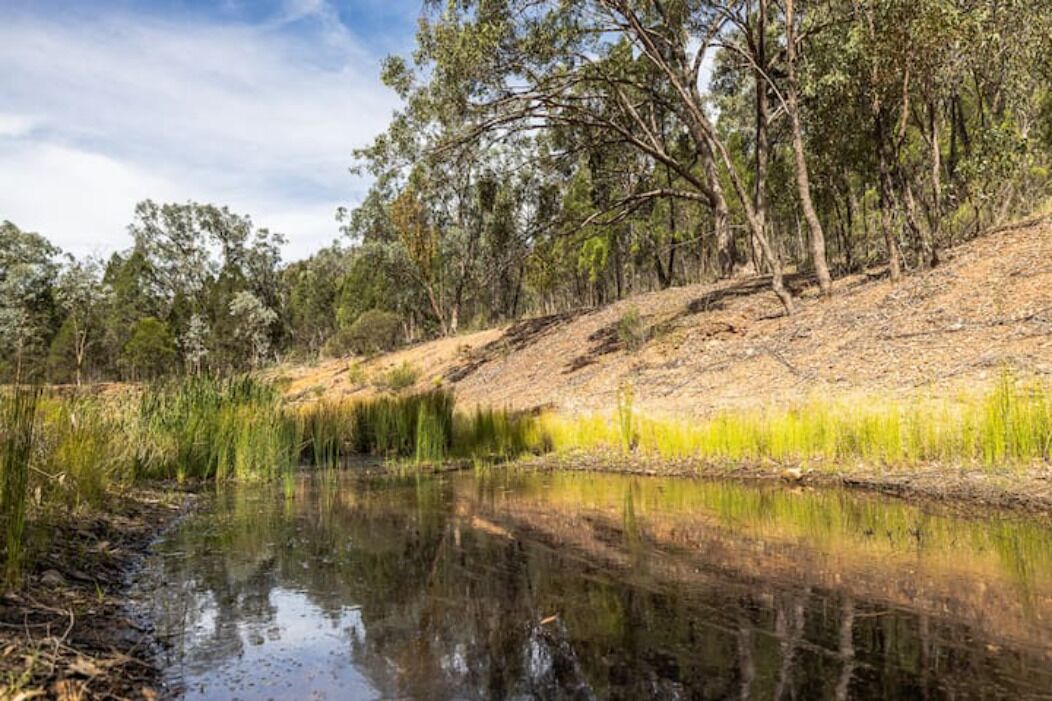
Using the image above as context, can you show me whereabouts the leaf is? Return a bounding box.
[67,657,102,678]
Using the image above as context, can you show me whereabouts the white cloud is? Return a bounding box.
[0,140,178,256]
[0,7,399,260]
[0,113,38,138]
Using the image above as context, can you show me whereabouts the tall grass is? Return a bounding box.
[354,390,454,459]
[6,370,1049,589]
[538,371,1052,469]
[452,405,544,460]
[133,376,294,482]
[1,387,39,585]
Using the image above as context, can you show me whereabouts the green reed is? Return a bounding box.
[1,387,39,586]
[133,375,293,481]
[451,405,542,460]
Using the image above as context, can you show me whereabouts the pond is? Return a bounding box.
[137,470,1052,700]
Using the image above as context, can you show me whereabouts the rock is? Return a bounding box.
[41,569,66,587]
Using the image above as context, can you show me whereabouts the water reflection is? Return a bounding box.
[140,471,1052,700]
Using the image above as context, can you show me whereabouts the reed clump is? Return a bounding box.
[452,406,545,460]
[353,389,454,459]
[133,375,295,482]
[1,387,39,585]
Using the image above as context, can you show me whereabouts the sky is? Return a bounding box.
[0,0,421,261]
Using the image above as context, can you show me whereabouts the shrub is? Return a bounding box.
[377,361,419,392]
[617,307,647,352]
[347,362,368,387]
[326,310,403,357]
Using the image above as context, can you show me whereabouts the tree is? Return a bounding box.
[783,0,833,295]
[370,0,797,312]
[0,221,59,382]
[181,314,210,375]
[228,291,278,370]
[121,317,177,381]
[52,257,110,385]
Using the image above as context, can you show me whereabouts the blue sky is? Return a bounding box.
[0,0,421,260]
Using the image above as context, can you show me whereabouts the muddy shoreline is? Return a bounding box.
[4,456,1051,699]
[0,486,197,700]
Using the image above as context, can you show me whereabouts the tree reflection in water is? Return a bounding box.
[139,471,1052,700]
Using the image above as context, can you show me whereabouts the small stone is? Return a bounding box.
[41,569,66,587]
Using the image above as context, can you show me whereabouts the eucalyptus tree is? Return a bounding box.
[52,257,110,385]
[229,291,279,370]
[0,221,59,382]
[126,200,286,371]
[375,0,799,312]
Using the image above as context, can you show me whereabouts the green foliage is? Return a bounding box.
[616,383,636,453]
[616,307,647,352]
[350,390,454,458]
[121,317,177,380]
[133,376,293,482]
[0,222,60,382]
[325,309,403,357]
[376,361,420,392]
[452,406,542,460]
[539,371,1052,469]
[46,316,80,383]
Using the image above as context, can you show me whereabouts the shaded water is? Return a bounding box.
[139,471,1052,700]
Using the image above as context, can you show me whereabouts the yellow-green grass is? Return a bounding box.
[536,373,1052,470]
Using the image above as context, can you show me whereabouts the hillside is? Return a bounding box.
[275,215,1052,417]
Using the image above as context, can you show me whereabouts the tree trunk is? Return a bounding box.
[835,598,856,701]
[878,155,903,282]
[785,0,832,297]
[843,179,857,272]
[423,282,449,335]
[754,0,771,274]
[705,146,735,277]
[928,99,942,258]
[900,173,933,268]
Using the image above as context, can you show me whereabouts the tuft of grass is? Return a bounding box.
[296,399,353,469]
[352,389,454,459]
[376,361,420,393]
[452,406,541,460]
[617,307,647,352]
[347,362,368,387]
[617,383,636,453]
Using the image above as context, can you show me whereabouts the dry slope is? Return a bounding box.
[275,215,1052,417]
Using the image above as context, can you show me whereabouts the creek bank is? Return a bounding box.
[0,485,197,701]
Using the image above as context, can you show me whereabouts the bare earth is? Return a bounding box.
[275,214,1052,417]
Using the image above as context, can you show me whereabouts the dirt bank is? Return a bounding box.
[274,213,1052,417]
[0,487,195,701]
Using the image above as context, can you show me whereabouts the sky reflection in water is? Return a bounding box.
[139,471,1052,700]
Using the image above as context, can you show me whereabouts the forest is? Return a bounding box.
[3,0,1051,384]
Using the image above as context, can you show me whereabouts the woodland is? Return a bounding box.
[3,0,1051,384]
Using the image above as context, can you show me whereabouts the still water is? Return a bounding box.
[138,470,1052,700]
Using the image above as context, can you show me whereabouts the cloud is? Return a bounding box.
[0,113,38,138]
[0,4,401,260]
